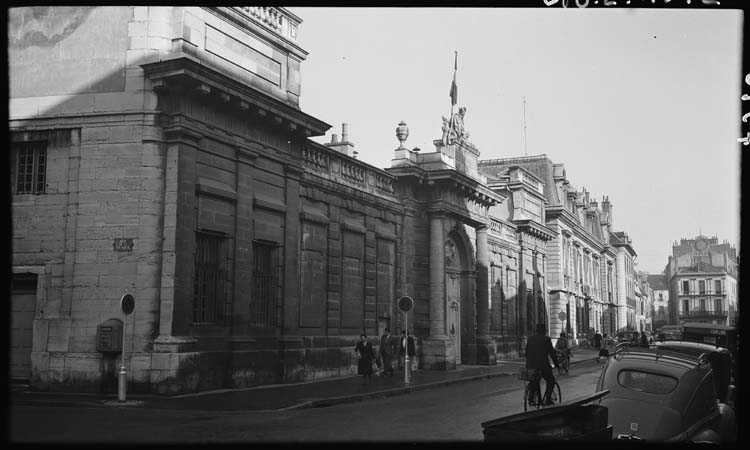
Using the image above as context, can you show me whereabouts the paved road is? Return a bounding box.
[10,360,605,443]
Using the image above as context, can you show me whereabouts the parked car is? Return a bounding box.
[594,343,736,442]
[615,331,639,345]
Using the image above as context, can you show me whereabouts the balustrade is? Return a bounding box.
[302,144,395,196]
[234,6,297,41]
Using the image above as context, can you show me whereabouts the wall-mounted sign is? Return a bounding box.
[113,238,134,252]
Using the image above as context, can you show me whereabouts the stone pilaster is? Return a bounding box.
[428,214,446,338]
[475,226,496,365]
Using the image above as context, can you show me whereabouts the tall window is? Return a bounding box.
[715,280,722,294]
[193,231,228,325]
[251,241,280,327]
[14,141,47,195]
[682,299,689,315]
[714,298,723,312]
[682,281,690,294]
[698,280,705,295]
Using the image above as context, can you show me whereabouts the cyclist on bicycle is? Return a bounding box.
[525,323,559,406]
[555,332,572,367]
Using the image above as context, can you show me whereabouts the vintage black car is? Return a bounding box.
[595,342,736,442]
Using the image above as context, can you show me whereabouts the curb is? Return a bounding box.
[297,357,597,411]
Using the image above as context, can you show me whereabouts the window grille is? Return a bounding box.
[193,232,227,325]
[251,241,280,327]
[14,141,47,194]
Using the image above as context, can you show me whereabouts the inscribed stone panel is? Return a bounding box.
[300,221,326,328]
[341,231,363,329]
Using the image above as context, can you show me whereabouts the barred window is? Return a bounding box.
[251,241,280,327]
[14,141,47,194]
[193,231,227,325]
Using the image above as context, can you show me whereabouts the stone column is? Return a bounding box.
[421,213,452,370]
[475,226,496,365]
[429,215,446,338]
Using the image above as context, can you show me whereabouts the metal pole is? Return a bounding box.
[404,313,410,384]
[118,314,127,402]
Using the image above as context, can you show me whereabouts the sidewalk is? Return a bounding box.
[10,348,601,412]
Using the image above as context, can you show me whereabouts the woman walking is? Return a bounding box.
[354,333,375,384]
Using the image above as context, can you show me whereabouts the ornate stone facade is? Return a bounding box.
[9,7,640,394]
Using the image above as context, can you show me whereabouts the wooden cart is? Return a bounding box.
[481,390,612,441]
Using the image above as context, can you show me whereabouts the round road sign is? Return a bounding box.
[398,296,414,313]
[121,293,135,315]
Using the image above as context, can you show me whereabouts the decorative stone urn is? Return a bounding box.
[396,121,409,149]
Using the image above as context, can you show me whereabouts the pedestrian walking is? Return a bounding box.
[354,333,375,385]
[593,331,602,350]
[639,331,649,348]
[399,330,416,372]
[379,328,395,376]
[526,323,559,406]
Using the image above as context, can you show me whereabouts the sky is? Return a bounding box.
[290,6,743,274]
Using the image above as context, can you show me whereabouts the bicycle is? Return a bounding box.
[556,349,570,375]
[519,368,562,412]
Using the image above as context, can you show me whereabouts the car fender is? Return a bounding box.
[716,402,737,443]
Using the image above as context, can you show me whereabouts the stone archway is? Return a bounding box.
[445,228,476,365]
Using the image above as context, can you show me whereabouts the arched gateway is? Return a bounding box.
[389,118,502,370]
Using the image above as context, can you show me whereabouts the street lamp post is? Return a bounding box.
[397,296,414,385]
[118,293,135,403]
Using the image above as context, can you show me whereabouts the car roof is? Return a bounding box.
[656,340,730,356]
[599,347,713,411]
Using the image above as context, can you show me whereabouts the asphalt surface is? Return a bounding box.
[10,348,602,412]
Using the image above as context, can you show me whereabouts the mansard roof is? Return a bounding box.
[675,264,730,276]
[647,274,668,290]
[479,155,560,204]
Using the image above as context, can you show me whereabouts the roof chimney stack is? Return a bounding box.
[324,123,355,157]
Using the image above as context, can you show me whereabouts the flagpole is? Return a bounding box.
[449,51,457,137]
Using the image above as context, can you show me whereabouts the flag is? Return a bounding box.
[449,51,458,106]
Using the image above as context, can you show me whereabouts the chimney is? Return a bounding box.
[324,123,356,157]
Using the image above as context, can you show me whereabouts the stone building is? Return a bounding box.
[610,231,638,331]
[9,6,643,394]
[648,273,670,330]
[478,156,622,345]
[8,6,548,393]
[666,236,739,327]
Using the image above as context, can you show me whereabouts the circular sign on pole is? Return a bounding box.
[120,293,135,315]
[398,296,414,313]
[558,311,567,321]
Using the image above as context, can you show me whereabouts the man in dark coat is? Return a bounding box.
[525,323,559,406]
[593,331,602,350]
[399,330,416,371]
[379,328,395,376]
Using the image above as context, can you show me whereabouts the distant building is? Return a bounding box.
[479,156,620,343]
[666,236,739,327]
[610,231,638,331]
[647,273,670,330]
